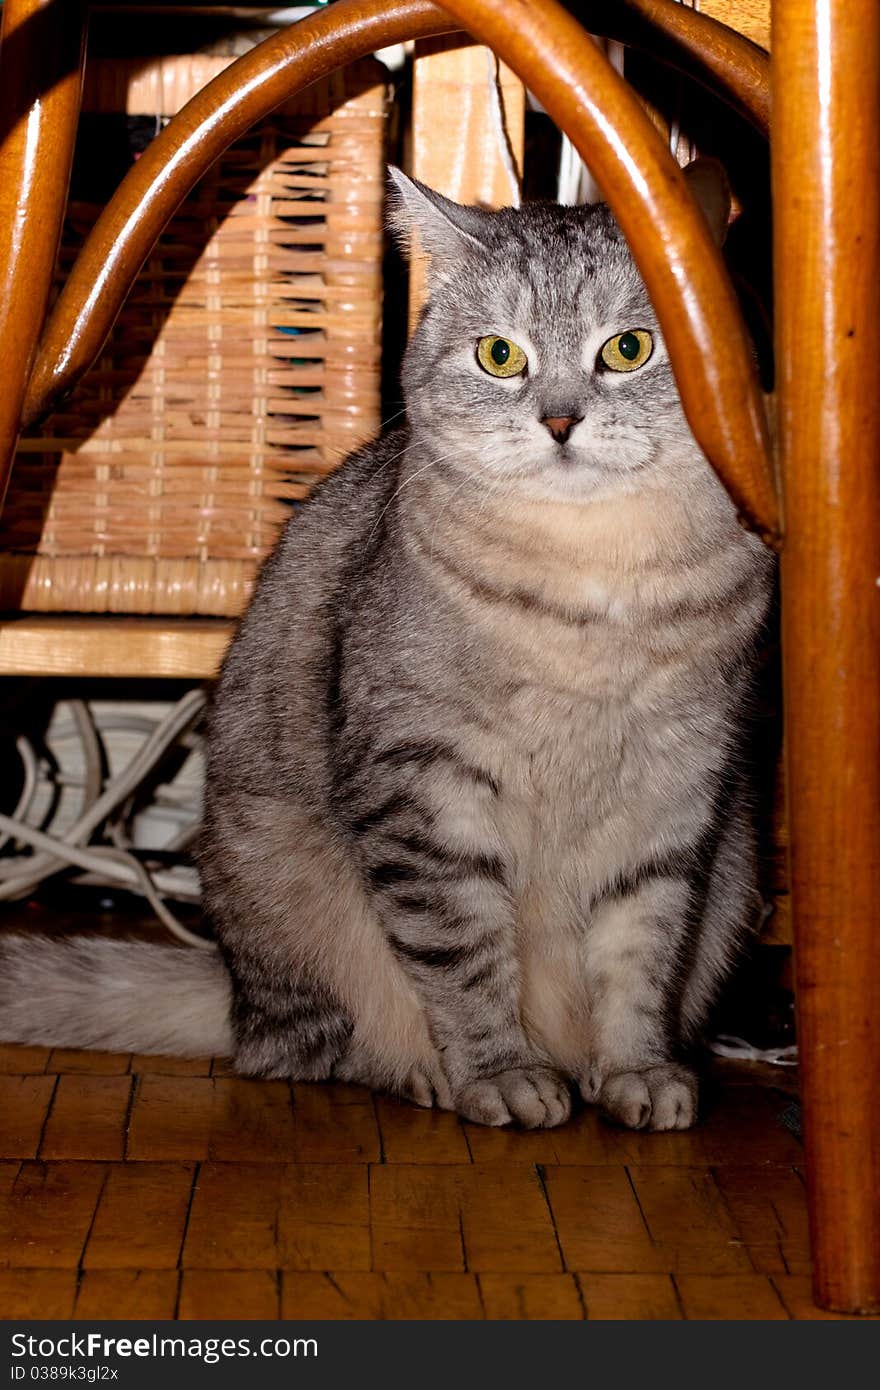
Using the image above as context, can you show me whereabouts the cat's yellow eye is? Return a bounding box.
[599,329,654,373]
[477,335,528,378]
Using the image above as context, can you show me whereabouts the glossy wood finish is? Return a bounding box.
[408,37,526,325]
[438,0,776,539]
[0,1013,865,1320]
[20,0,456,437]
[580,0,770,133]
[0,0,87,507]
[700,1,769,51]
[18,0,777,540]
[773,0,880,1313]
[0,615,233,678]
[1,0,873,1319]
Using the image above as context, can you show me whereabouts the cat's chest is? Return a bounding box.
[502,668,673,786]
[490,645,730,839]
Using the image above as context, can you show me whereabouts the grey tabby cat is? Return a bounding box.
[0,164,773,1130]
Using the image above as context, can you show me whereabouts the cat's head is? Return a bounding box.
[389,163,730,505]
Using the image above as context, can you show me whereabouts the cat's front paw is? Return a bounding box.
[596,1064,697,1131]
[334,1046,453,1111]
[399,1062,453,1111]
[455,1066,572,1129]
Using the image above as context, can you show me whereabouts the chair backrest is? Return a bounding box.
[1,0,778,542]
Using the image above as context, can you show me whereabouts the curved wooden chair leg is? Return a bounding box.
[22,0,455,434]
[0,0,88,507]
[438,0,776,538]
[1,0,868,1318]
[22,0,776,540]
[773,0,880,1315]
[581,0,769,133]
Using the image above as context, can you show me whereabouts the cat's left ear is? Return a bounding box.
[683,158,732,246]
[386,167,491,262]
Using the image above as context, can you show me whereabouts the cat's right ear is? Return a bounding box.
[682,158,732,246]
[386,167,489,263]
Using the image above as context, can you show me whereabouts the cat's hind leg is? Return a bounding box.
[200,792,448,1102]
[678,798,763,1044]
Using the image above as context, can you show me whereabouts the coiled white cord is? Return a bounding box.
[0,687,210,948]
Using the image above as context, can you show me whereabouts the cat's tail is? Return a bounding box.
[0,934,234,1058]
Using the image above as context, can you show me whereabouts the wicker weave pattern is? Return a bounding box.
[0,57,388,616]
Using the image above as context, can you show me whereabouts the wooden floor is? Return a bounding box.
[0,1036,871,1321]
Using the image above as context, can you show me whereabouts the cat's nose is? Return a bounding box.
[541,414,582,444]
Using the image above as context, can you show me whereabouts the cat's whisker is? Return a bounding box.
[377,405,408,433]
[426,447,497,561]
[361,432,467,494]
[466,471,513,565]
[366,436,419,475]
[363,449,467,550]
[359,436,429,493]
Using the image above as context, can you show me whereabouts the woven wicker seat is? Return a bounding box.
[0,56,387,617]
[0,0,877,1316]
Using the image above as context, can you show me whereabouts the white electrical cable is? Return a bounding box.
[165,823,202,854]
[0,811,211,950]
[96,844,212,950]
[49,713,163,740]
[0,688,208,950]
[557,135,584,207]
[70,863,202,903]
[0,687,206,901]
[668,0,686,161]
[0,737,40,854]
[557,38,626,205]
[69,699,104,809]
[669,111,682,161]
[484,48,521,207]
[710,1034,799,1067]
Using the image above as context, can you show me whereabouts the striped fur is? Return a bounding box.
[0,170,773,1130]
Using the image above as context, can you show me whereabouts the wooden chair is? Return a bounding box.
[0,0,877,1314]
